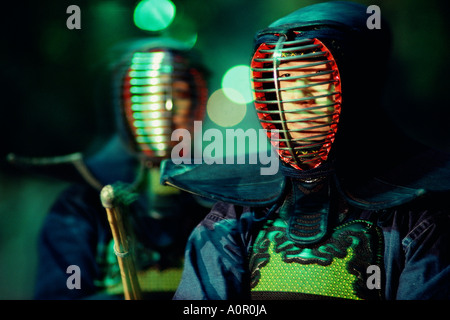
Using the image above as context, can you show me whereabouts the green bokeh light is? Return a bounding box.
[221,64,254,104]
[206,89,247,128]
[133,0,176,32]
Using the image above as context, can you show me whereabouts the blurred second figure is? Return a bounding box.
[34,37,211,300]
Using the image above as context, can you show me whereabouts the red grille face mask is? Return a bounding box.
[251,36,342,171]
[121,49,207,162]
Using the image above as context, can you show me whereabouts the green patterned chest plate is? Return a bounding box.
[249,218,384,300]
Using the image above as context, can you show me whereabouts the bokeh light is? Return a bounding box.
[133,0,176,32]
[206,89,247,128]
[221,64,254,104]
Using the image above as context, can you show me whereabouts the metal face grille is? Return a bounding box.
[251,37,342,170]
[122,50,207,160]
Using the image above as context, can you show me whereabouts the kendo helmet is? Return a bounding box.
[252,35,342,171]
[251,1,391,173]
[113,38,208,164]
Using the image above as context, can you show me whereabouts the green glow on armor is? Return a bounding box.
[99,240,183,295]
[131,103,164,112]
[133,120,165,128]
[253,244,361,300]
[132,112,168,120]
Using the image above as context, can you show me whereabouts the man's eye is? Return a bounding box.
[279,73,291,78]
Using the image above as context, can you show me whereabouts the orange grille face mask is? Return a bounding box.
[251,36,342,171]
[121,49,207,162]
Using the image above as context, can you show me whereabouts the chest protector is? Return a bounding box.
[249,178,385,300]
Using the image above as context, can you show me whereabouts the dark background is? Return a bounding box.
[0,0,449,299]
